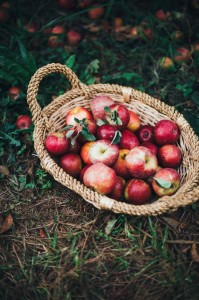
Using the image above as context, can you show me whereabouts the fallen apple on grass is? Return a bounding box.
[16,115,32,129]
[9,86,20,100]
[66,30,82,46]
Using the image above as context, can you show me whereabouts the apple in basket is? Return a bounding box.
[158,144,182,168]
[137,125,154,143]
[124,178,152,205]
[80,141,95,164]
[118,129,140,150]
[105,104,130,130]
[154,120,180,145]
[125,146,158,178]
[60,153,82,178]
[112,149,131,179]
[83,163,116,195]
[65,106,93,126]
[152,168,181,196]
[88,6,104,20]
[45,131,70,155]
[141,141,158,156]
[127,110,141,132]
[97,124,117,141]
[88,140,119,166]
[108,176,126,201]
[90,95,114,120]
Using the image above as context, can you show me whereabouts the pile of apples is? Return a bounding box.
[45,95,182,205]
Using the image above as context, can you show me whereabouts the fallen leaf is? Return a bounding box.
[105,218,117,235]
[0,165,10,176]
[0,214,13,234]
[191,243,199,263]
[39,228,45,238]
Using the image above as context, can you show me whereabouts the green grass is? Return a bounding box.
[0,0,199,299]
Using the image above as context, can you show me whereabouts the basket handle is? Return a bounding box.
[27,63,83,122]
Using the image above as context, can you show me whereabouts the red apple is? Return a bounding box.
[69,139,81,153]
[83,163,116,195]
[127,110,141,131]
[143,28,153,40]
[77,118,97,143]
[9,86,20,100]
[90,95,114,120]
[141,142,158,156]
[97,124,117,141]
[66,30,82,46]
[174,47,191,63]
[79,164,92,181]
[45,132,70,155]
[88,140,119,166]
[159,57,174,70]
[152,168,180,196]
[129,26,141,38]
[108,176,125,201]
[60,153,82,178]
[125,146,158,178]
[118,129,140,150]
[154,120,179,145]
[57,0,77,10]
[105,104,130,130]
[88,6,104,20]
[158,144,182,168]
[137,125,154,143]
[124,179,152,205]
[48,26,65,48]
[80,141,95,164]
[15,115,32,129]
[65,107,93,126]
[155,9,168,21]
[112,149,131,179]
[24,23,38,33]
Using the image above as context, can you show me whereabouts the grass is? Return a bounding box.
[0,0,199,299]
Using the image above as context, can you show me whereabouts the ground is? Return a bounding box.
[0,0,199,299]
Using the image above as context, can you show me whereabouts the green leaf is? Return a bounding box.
[116,117,123,125]
[111,131,122,144]
[96,119,105,126]
[71,135,78,146]
[81,128,96,141]
[154,178,172,189]
[62,125,73,131]
[104,106,111,112]
[74,118,80,124]
[66,130,75,139]
[65,54,76,68]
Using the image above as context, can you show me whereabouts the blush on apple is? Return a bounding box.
[155,9,170,21]
[9,86,20,100]
[90,95,114,120]
[65,107,93,126]
[60,153,82,178]
[79,164,92,181]
[154,120,180,145]
[152,168,180,197]
[83,163,116,194]
[124,178,152,205]
[108,176,125,201]
[48,26,65,48]
[118,129,140,150]
[158,144,182,168]
[45,132,70,155]
[105,104,130,130]
[137,125,154,143]
[80,141,95,164]
[88,6,104,20]
[127,110,141,132]
[66,30,82,46]
[174,47,191,63]
[15,115,32,129]
[112,149,131,179]
[125,146,158,178]
[88,140,119,166]
[141,142,158,156]
[97,124,116,141]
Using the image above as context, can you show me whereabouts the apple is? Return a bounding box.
[159,57,174,70]
[79,164,92,181]
[57,0,77,10]
[77,118,97,143]
[155,9,168,21]
[127,110,140,131]
[88,6,104,20]
[24,23,37,33]
[124,179,152,205]
[113,17,123,29]
[154,120,179,145]
[15,115,32,129]
[143,28,153,40]
[60,153,82,178]
[137,125,154,143]
[112,149,131,179]
[48,26,65,48]
[97,124,116,141]
[9,86,20,100]
[141,142,158,156]
[108,176,125,201]
[66,30,82,46]
[152,168,180,196]
[80,141,95,164]
[105,104,130,130]
[65,107,93,126]
[45,132,70,155]
[69,139,81,153]
[90,95,114,120]
[129,26,141,38]
[118,129,140,150]
[174,47,191,63]
[88,139,119,166]
[125,146,158,178]
[146,165,162,185]
[158,144,182,168]
[83,163,116,195]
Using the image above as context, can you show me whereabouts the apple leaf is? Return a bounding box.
[116,117,123,125]
[71,135,78,146]
[104,106,111,112]
[62,125,73,131]
[66,130,75,139]
[81,127,96,141]
[153,178,172,189]
[96,119,105,126]
[74,117,80,124]
[111,131,122,144]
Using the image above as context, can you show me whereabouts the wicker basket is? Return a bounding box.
[27,63,199,216]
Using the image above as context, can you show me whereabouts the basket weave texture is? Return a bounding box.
[27,63,199,216]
